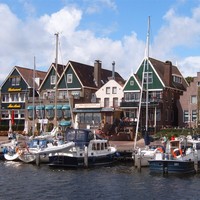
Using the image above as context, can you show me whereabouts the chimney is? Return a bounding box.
[165,61,172,86]
[94,60,102,88]
[112,61,115,80]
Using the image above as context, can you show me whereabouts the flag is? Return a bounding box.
[11,110,15,125]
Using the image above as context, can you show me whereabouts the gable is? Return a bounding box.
[136,59,164,90]
[1,68,29,93]
[58,65,82,89]
[123,75,140,91]
[40,67,56,90]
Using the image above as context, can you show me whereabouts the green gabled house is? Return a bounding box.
[29,59,124,131]
[121,57,188,132]
[0,66,46,133]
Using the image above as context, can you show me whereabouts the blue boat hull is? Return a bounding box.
[48,154,116,168]
[148,160,196,174]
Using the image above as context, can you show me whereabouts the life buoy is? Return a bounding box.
[154,147,164,153]
[172,148,182,158]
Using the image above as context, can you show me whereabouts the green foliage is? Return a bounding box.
[155,128,199,139]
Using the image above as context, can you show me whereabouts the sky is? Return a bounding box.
[0,0,200,85]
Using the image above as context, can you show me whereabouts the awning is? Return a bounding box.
[36,105,45,110]
[59,120,71,126]
[54,105,62,110]
[45,105,54,110]
[62,104,70,110]
[73,109,101,113]
[27,105,35,110]
[101,108,114,112]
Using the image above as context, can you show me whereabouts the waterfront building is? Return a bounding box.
[120,57,188,132]
[177,72,200,128]
[0,66,46,132]
[27,60,125,132]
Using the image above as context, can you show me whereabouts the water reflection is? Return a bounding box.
[0,161,199,200]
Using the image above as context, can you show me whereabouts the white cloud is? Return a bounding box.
[1,2,200,87]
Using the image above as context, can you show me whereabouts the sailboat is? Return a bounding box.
[133,17,164,168]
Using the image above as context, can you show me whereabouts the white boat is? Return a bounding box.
[148,135,200,174]
[18,138,75,164]
[48,128,117,168]
[2,135,29,161]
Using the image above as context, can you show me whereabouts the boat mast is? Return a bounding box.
[134,16,150,149]
[54,32,59,127]
[32,56,36,135]
[145,16,150,132]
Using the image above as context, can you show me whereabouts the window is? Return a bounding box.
[130,80,134,86]
[192,110,197,122]
[67,74,72,83]
[113,97,118,107]
[156,109,161,121]
[10,94,18,102]
[51,75,56,85]
[183,110,189,122]
[124,92,140,102]
[46,109,54,120]
[10,77,21,86]
[173,75,182,83]
[191,95,197,104]
[2,111,9,119]
[112,87,117,94]
[63,110,71,120]
[144,72,153,84]
[106,87,110,94]
[19,111,25,119]
[104,98,109,107]
[2,94,9,102]
[19,93,25,102]
[58,91,68,99]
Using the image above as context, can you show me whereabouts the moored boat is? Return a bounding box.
[148,135,200,174]
[48,128,117,168]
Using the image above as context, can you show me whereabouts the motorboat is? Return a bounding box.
[148,135,200,174]
[18,138,75,165]
[48,128,117,168]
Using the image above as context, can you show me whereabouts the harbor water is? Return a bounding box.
[0,160,199,200]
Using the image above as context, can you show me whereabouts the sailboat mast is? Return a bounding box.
[32,56,36,135]
[145,16,150,132]
[54,32,59,127]
[133,16,150,149]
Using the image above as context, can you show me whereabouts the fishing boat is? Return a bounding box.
[48,128,117,168]
[148,135,200,174]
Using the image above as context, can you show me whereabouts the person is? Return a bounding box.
[162,135,168,150]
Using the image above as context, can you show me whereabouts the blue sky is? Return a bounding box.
[0,0,200,84]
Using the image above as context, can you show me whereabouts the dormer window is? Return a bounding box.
[173,75,182,83]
